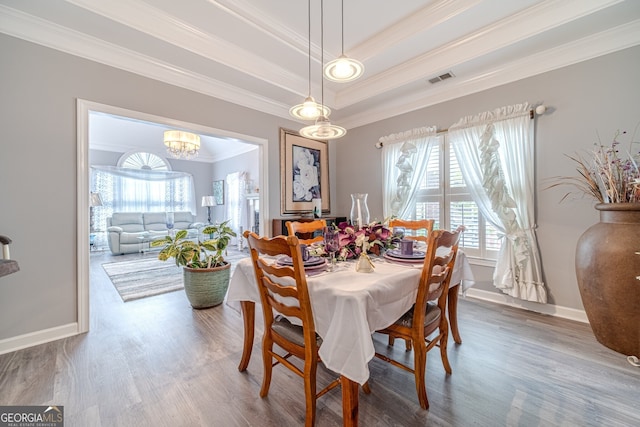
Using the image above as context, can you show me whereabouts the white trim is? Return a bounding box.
[341,19,640,129]
[77,99,270,337]
[0,5,292,120]
[464,288,589,324]
[0,323,80,356]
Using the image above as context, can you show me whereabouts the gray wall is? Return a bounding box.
[1,30,638,347]
[335,45,640,310]
[0,34,307,342]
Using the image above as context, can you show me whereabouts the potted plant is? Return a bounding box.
[151,220,237,309]
[550,129,640,356]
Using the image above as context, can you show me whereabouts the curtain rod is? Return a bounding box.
[375,106,545,148]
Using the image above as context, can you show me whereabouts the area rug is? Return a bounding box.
[102,249,249,302]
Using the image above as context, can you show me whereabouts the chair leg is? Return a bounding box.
[303,356,318,427]
[388,335,395,347]
[260,336,274,398]
[448,284,462,344]
[404,338,413,351]
[413,340,429,410]
[440,323,452,375]
[362,381,371,394]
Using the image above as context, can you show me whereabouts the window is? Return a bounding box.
[414,136,500,260]
[91,152,196,230]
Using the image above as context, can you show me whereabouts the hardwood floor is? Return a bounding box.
[1,251,638,426]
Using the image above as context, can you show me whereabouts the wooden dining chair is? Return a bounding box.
[374,227,462,410]
[387,218,435,349]
[389,218,434,242]
[244,231,339,427]
[285,219,327,245]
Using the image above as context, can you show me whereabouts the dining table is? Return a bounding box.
[226,249,475,426]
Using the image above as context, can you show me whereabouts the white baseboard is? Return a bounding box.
[464,288,589,324]
[0,323,81,355]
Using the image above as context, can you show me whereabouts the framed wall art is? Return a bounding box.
[213,180,224,205]
[280,128,330,214]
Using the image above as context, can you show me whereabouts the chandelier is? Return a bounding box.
[290,0,330,121]
[323,0,364,83]
[163,130,200,159]
[300,0,346,140]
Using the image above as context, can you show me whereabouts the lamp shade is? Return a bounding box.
[90,192,103,207]
[201,196,216,207]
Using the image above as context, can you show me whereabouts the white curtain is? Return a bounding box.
[91,165,196,230]
[381,126,437,219]
[226,172,247,243]
[449,103,546,303]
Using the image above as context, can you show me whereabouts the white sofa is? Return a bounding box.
[106,212,203,255]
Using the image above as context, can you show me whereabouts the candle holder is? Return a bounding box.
[350,193,370,229]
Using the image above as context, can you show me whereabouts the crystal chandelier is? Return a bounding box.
[163,130,200,159]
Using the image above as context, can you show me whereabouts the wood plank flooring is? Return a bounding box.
[1,250,638,426]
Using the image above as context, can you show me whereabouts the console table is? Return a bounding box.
[272,216,347,237]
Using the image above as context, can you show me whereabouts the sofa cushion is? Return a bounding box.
[174,212,195,230]
[144,213,169,231]
[110,213,145,233]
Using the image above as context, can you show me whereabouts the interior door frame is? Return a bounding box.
[76,98,269,332]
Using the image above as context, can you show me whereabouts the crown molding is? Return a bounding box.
[340,19,640,130]
[66,0,308,96]
[350,0,482,61]
[0,4,293,121]
[336,0,623,109]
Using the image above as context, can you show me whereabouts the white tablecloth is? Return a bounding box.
[226,252,475,385]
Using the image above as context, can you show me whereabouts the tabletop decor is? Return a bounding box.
[337,221,398,261]
[552,129,640,356]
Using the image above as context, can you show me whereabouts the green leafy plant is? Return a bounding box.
[151,220,237,269]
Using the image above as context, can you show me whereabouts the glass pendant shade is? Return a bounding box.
[163,130,200,159]
[299,115,346,140]
[289,96,331,120]
[324,55,364,82]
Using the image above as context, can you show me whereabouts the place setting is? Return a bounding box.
[383,238,425,265]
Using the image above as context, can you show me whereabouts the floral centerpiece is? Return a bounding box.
[310,221,400,261]
[551,129,640,203]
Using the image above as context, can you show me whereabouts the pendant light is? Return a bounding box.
[300,0,346,140]
[323,0,364,83]
[289,0,330,120]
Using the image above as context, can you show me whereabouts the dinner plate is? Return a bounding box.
[276,255,325,267]
[386,249,426,260]
[383,252,424,264]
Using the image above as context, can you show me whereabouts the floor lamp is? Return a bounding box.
[202,196,216,224]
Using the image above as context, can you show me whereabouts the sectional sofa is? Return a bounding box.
[106,212,203,255]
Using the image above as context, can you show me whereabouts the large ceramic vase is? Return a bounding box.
[575,203,640,356]
[182,263,231,309]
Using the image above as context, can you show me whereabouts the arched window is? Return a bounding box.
[118,152,171,171]
[91,152,196,229]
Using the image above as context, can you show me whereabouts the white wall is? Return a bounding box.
[335,45,640,311]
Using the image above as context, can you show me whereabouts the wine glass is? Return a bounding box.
[323,227,340,271]
[166,212,175,236]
